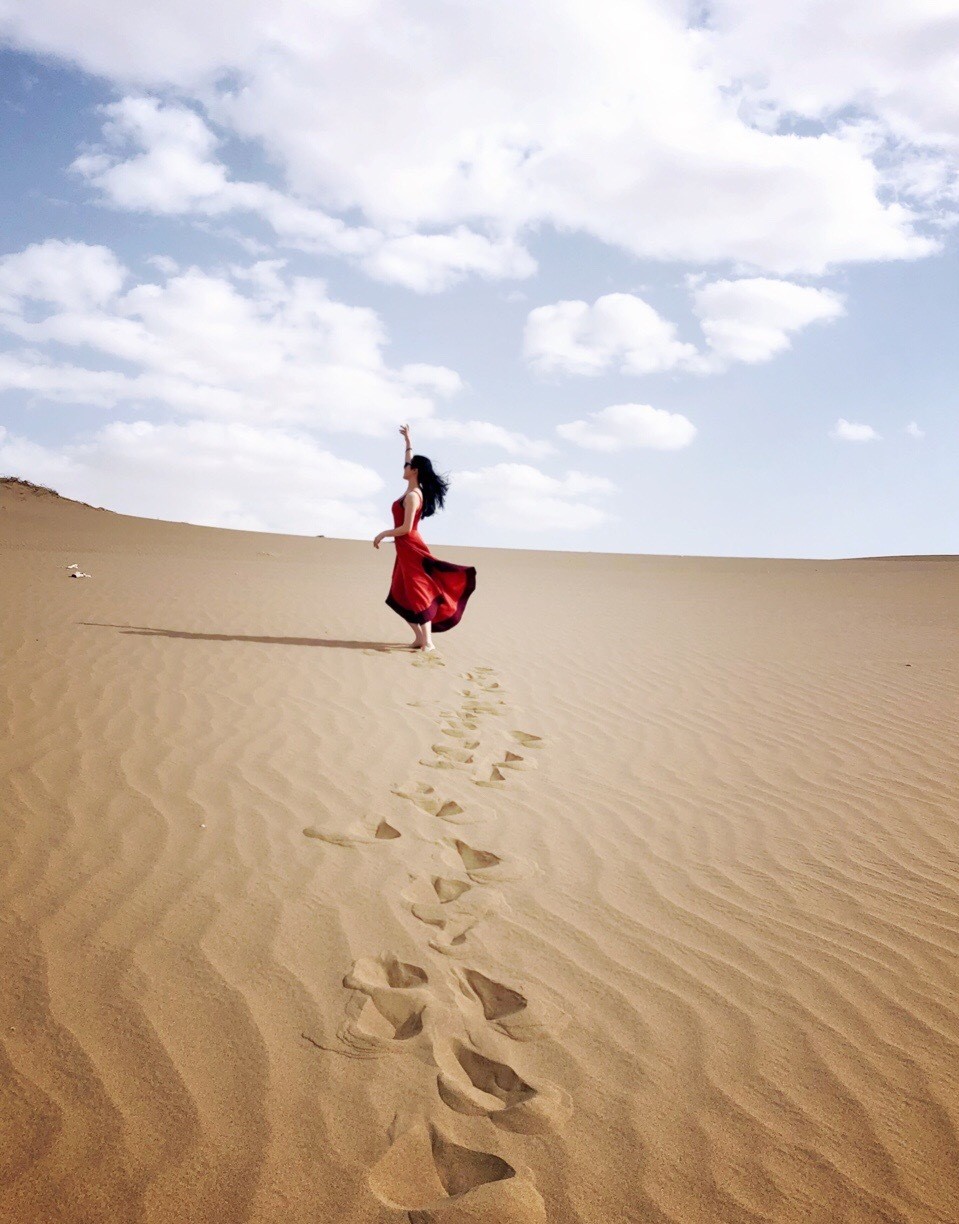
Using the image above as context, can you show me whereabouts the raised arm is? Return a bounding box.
[373,425,416,549]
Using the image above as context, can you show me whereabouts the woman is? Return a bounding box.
[373,425,476,651]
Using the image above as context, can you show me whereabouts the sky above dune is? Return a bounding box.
[0,0,957,557]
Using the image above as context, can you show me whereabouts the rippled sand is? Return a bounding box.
[2,478,959,1223]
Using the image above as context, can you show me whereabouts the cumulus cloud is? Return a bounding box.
[0,239,125,310]
[72,96,229,214]
[0,420,384,536]
[707,2,959,155]
[690,277,846,368]
[457,463,615,531]
[72,97,536,293]
[525,280,843,378]
[0,240,459,432]
[703,4,959,234]
[905,420,925,438]
[557,403,697,452]
[830,419,881,441]
[0,1,941,274]
[417,418,555,460]
[524,294,696,377]
[360,229,536,294]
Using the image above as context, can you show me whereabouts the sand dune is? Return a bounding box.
[2,477,959,1222]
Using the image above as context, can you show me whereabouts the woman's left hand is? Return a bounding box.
[373,533,383,549]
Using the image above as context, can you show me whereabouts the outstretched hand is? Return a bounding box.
[399,423,411,442]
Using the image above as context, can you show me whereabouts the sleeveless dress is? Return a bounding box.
[385,494,476,632]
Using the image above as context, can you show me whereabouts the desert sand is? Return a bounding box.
[2,476,959,1223]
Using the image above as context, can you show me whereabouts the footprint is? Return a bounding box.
[337,955,430,1057]
[463,700,504,717]
[510,731,543,749]
[437,1042,572,1135]
[422,749,476,772]
[413,909,481,950]
[411,903,454,929]
[454,839,501,876]
[473,766,507,788]
[461,970,526,1022]
[368,1121,546,1222]
[431,744,479,762]
[346,954,428,991]
[433,877,472,903]
[434,800,471,822]
[498,751,535,772]
[430,915,481,950]
[410,878,473,927]
[413,651,446,669]
[465,674,503,693]
[437,1042,536,1114]
[409,883,508,954]
[338,992,426,1058]
[392,782,436,809]
[303,818,401,846]
[453,839,528,884]
[394,789,477,825]
[457,969,568,1043]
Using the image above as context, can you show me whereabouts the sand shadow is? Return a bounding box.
[80,622,406,651]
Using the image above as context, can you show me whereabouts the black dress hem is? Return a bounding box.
[386,563,476,633]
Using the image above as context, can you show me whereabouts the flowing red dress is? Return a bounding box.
[385,495,476,632]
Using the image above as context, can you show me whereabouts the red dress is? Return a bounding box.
[386,495,476,632]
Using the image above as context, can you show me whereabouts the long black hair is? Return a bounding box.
[410,454,449,519]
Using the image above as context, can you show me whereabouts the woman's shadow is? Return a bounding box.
[81,622,405,651]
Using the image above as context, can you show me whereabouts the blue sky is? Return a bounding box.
[0,3,956,558]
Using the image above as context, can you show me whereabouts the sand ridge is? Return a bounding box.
[3,480,959,1222]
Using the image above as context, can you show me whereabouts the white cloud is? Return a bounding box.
[526,280,842,379]
[524,294,696,377]
[0,240,460,433]
[830,418,881,441]
[0,420,383,536]
[361,230,536,294]
[0,238,125,310]
[72,97,537,293]
[704,5,959,231]
[417,418,555,459]
[72,95,229,214]
[457,462,615,530]
[690,278,845,367]
[558,403,697,452]
[707,2,959,154]
[905,420,925,438]
[0,2,941,274]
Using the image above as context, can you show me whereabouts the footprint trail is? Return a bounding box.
[304,662,561,1214]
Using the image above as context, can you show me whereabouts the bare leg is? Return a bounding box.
[410,622,426,649]
[422,620,435,651]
